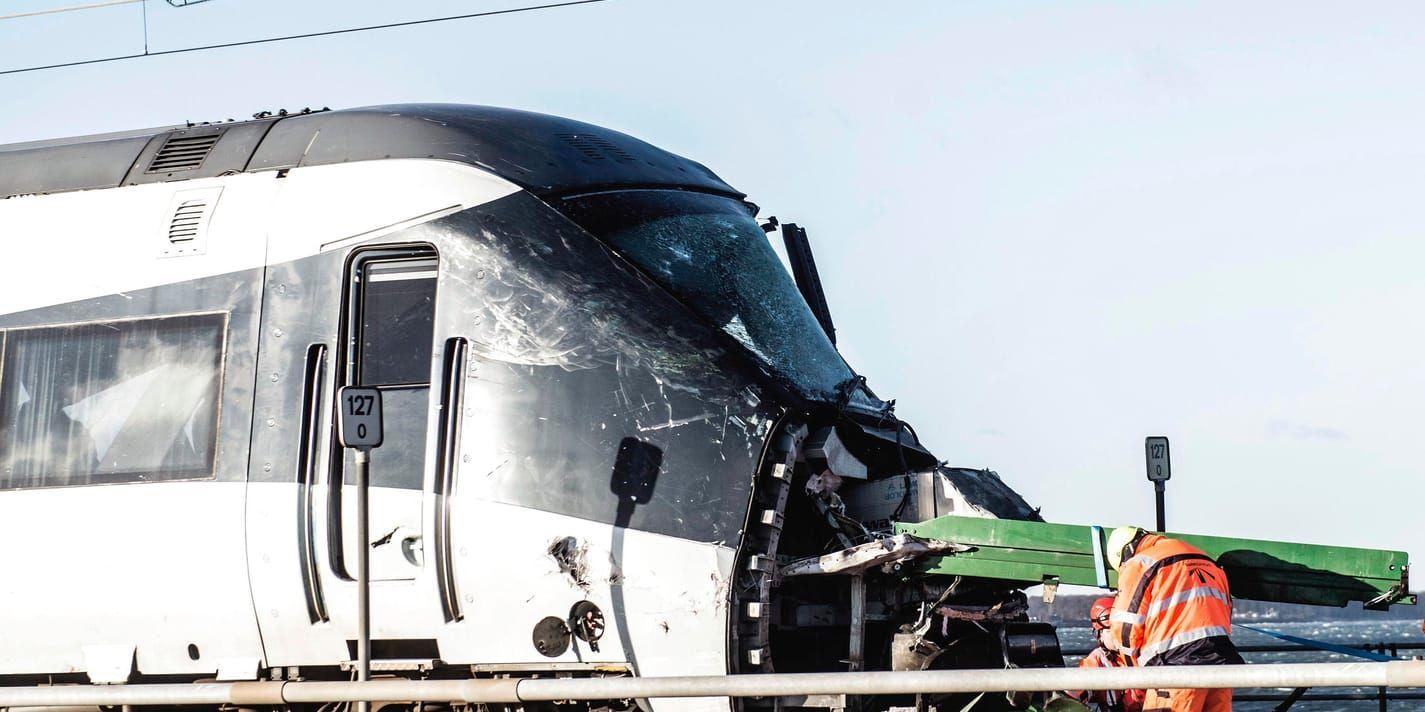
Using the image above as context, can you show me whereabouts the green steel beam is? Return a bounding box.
[897,516,1414,609]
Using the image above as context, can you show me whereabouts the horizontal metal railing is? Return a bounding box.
[1062,641,1425,658]
[1237,690,1425,702]
[0,662,1423,707]
[1060,639,1425,709]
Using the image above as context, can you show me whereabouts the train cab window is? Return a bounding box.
[343,256,436,490]
[0,313,226,489]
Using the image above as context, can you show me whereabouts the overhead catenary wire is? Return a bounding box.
[0,0,144,22]
[0,0,609,77]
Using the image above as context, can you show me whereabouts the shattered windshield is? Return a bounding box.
[559,190,866,406]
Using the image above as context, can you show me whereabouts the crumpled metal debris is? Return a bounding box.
[779,533,972,578]
[548,536,591,591]
[804,471,843,496]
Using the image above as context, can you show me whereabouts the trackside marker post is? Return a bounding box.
[338,386,383,712]
[1145,436,1170,532]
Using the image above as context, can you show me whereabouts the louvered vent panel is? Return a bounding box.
[147,133,221,173]
[557,133,635,162]
[168,199,208,243]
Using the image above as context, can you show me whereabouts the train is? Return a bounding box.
[0,103,1071,712]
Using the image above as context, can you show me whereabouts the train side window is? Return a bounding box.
[342,256,436,490]
[0,313,226,489]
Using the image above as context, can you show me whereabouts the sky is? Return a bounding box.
[2,1,1422,561]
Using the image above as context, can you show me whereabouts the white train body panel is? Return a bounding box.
[0,152,751,707]
[0,481,260,676]
[0,172,277,317]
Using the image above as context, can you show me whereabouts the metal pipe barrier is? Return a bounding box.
[0,662,1422,706]
[1237,692,1425,701]
[1062,642,1425,657]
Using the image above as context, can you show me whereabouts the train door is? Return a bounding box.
[245,243,448,668]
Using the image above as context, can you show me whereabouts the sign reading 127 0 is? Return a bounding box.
[338,386,384,449]
[1145,436,1170,482]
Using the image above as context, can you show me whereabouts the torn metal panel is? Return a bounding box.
[841,467,1042,528]
[549,536,592,592]
[847,575,865,672]
[803,427,868,480]
[779,534,971,578]
[938,467,1043,522]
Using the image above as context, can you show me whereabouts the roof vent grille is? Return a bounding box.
[558,133,634,163]
[148,133,221,173]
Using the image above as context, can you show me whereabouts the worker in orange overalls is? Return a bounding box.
[1071,596,1145,712]
[1104,526,1244,712]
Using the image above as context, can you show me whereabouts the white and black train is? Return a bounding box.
[0,105,1049,712]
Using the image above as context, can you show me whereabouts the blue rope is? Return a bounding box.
[1236,624,1396,662]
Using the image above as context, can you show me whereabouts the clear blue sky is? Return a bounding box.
[3,1,1422,560]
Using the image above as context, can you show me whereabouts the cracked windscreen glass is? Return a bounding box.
[559,190,872,407]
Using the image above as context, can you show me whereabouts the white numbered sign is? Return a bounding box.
[338,386,384,449]
[1145,436,1170,482]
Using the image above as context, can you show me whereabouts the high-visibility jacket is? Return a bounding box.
[1108,534,1241,666]
[1073,647,1145,712]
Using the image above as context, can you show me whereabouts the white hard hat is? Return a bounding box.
[1106,526,1145,572]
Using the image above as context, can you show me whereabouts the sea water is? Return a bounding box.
[1056,619,1425,711]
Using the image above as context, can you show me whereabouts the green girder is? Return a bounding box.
[896,515,1414,609]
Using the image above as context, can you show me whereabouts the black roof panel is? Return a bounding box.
[0,134,151,199]
[0,104,741,200]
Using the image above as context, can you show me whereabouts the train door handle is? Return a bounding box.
[401,534,424,567]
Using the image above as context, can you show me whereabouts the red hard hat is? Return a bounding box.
[1089,596,1115,630]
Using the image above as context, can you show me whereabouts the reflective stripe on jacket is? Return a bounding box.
[1108,534,1235,665]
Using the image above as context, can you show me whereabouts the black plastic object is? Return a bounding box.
[780,223,837,346]
[343,638,440,660]
[569,600,606,652]
[531,616,572,658]
[1000,622,1064,668]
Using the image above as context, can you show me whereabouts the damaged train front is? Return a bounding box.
[549,189,1062,710]
[730,407,1063,712]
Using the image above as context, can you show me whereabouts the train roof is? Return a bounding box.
[0,103,742,201]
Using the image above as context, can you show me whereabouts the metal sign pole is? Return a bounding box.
[355,446,372,712]
[1154,481,1166,533]
[337,385,384,712]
